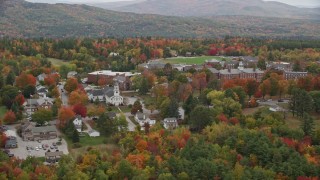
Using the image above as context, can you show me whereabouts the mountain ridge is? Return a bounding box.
[106,0,320,19]
[0,0,320,39]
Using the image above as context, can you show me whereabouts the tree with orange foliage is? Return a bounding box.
[15,73,36,89]
[298,75,314,92]
[14,94,25,106]
[64,78,78,93]
[3,110,16,124]
[136,139,148,152]
[44,74,60,86]
[87,105,105,117]
[58,106,75,128]
[51,87,60,98]
[259,80,271,99]
[68,90,88,105]
[97,76,108,86]
[126,154,146,169]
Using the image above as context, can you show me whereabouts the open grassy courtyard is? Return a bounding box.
[47,58,71,67]
[162,56,230,65]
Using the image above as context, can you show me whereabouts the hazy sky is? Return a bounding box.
[25,0,320,7]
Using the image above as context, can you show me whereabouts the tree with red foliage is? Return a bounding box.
[229,117,239,125]
[3,110,16,124]
[0,132,7,148]
[14,94,25,106]
[218,114,228,123]
[73,104,87,117]
[15,73,36,89]
[208,47,218,56]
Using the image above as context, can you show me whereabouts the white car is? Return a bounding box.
[35,147,39,151]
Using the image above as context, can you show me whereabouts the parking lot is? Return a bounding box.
[6,125,69,160]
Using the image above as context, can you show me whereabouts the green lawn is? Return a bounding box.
[47,58,71,67]
[0,106,7,119]
[79,135,106,146]
[163,56,230,65]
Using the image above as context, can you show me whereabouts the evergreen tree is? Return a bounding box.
[167,98,179,118]
[0,73,4,90]
[72,129,79,143]
[301,113,314,136]
[183,95,198,117]
[290,88,313,118]
[6,71,15,85]
[139,78,148,95]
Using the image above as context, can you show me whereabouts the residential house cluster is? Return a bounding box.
[134,112,156,130]
[24,96,54,116]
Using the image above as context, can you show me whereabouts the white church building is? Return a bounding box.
[87,84,123,106]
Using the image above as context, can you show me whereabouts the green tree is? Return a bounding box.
[290,88,313,118]
[1,85,19,108]
[300,113,314,136]
[117,113,128,132]
[131,100,143,115]
[6,71,15,85]
[189,106,214,131]
[72,129,79,143]
[0,73,4,90]
[167,98,179,118]
[31,109,53,126]
[139,77,148,95]
[23,85,36,98]
[183,94,198,117]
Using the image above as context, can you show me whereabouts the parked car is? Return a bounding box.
[8,153,14,157]
[50,146,54,149]
[35,147,39,151]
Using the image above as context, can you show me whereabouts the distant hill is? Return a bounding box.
[109,0,320,19]
[0,0,320,39]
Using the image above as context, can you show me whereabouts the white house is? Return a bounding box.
[163,118,178,130]
[73,116,82,132]
[134,112,156,130]
[88,130,100,137]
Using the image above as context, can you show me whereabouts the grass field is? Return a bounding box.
[163,56,230,65]
[47,58,71,67]
[0,106,7,119]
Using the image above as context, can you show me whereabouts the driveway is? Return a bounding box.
[58,84,68,105]
[117,107,136,132]
[5,125,69,160]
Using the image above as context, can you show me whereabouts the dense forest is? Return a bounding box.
[0,37,320,179]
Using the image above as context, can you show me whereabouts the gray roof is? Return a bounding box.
[219,69,241,75]
[105,88,114,97]
[45,151,63,157]
[164,118,177,122]
[107,112,117,119]
[208,68,219,74]
[26,98,53,106]
[90,89,105,96]
[136,112,146,120]
[113,76,126,83]
[32,126,56,133]
[242,68,264,74]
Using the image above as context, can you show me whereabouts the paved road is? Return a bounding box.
[58,84,68,105]
[118,107,136,132]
